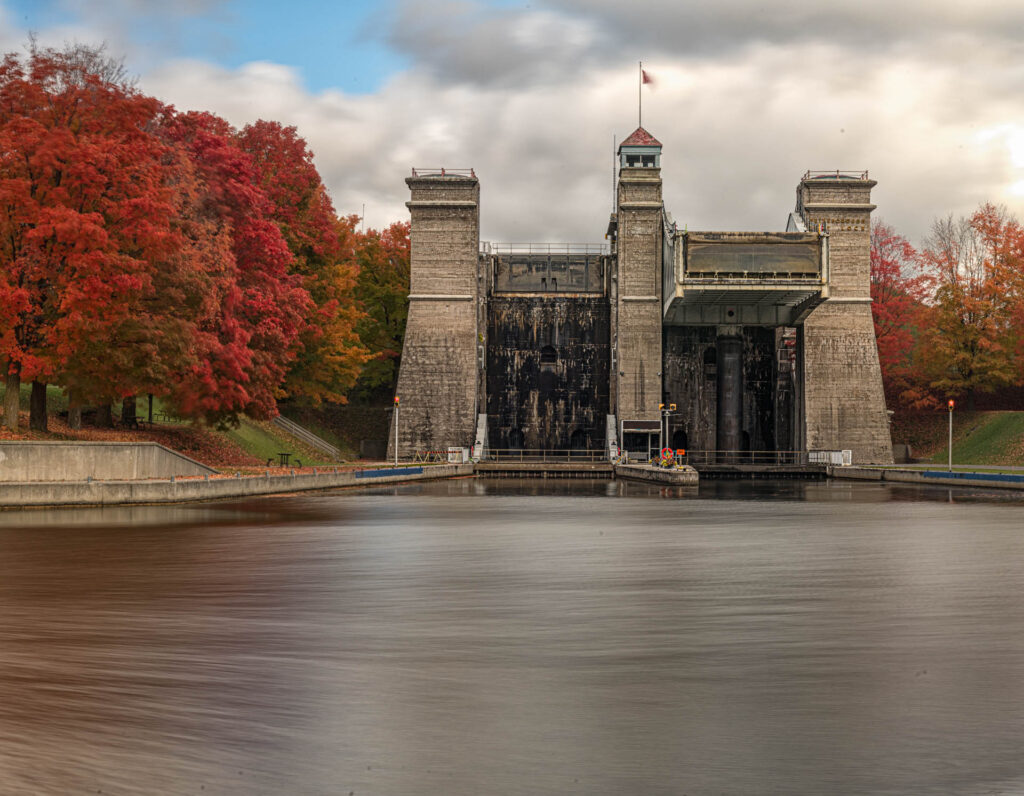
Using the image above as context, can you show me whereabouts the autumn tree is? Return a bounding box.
[350,221,410,401]
[869,221,931,407]
[237,120,367,405]
[0,44,188,430]
[160,111,311,425]
[917,205,1023,406]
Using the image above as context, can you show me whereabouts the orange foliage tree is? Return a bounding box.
[238,121,368,405]
[916,204,1024,407]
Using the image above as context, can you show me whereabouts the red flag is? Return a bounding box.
[641,69,655,86]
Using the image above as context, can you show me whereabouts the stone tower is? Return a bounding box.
[389,170,481,459]
[797,173,893,464]
[614,128,664,430]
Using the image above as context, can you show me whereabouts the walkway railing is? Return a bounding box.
[621,450,812,466]
[486,448,608,463]
[483,242,609,255]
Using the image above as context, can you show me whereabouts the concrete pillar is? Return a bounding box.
[716,333,743,456]
[390,171,481,460]
[797,173,893,464]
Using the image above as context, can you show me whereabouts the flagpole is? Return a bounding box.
[638,61,642,128]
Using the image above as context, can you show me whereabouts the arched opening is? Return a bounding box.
[671,429,688,452]
[569,428,588,454]
[540,345,557,366]
[507,428,525,451]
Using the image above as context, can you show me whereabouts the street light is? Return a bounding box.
[948,399,954,472]
[394,396,400,466]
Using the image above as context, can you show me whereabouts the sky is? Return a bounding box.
[3,0,1024,247]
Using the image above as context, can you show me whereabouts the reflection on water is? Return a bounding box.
[2,478,1024,794]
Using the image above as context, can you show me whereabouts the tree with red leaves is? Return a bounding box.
[159,111,311,425]
[237,120,367,406]
[869,220,931,407]
[0,44,190,430]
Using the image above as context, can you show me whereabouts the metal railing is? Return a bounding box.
[485,448,609,463]
[410,167,476,178]
[272,415,342,461]
[802,170,869,181]
[484,242,609,255]
[623,450,811,466]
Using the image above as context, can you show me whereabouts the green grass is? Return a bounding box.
[927,411,1024,466]
[222,417,331,467]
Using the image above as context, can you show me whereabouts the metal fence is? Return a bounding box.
[621,450,812,466]
[485,448,609,463]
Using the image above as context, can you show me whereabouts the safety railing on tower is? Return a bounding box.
[802,170,869,181]
[410,167,476,178]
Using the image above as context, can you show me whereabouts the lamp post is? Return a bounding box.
[947,399,954,472]
[393,395,400,466]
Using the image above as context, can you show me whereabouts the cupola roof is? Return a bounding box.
[619,127,662,148]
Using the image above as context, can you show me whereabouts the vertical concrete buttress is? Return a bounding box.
[615,158,663,424]
[799,176,893,464]
[389,173,480,459]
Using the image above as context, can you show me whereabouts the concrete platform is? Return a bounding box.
[614,464,699,486]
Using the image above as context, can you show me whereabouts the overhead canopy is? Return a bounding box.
[664,231,828,326]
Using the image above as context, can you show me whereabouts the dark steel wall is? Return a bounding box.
[486,297,610,450]
[662,326,795,452]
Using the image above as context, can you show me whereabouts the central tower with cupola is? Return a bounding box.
[613,128,665,445]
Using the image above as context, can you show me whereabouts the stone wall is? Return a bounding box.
[486,297,610,450]
[0,442,216,482]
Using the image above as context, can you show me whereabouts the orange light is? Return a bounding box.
[394,396,400,405]
[948,399,955,410]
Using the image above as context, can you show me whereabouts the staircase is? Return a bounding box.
[272,415,343,461]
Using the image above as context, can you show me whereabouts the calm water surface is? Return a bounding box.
[2,479,1024,795]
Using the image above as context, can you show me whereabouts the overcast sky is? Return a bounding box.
[4,0,1024,247]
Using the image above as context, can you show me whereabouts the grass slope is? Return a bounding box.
[892,410,1024,466]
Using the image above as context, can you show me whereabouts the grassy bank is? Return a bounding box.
[0,384,337,469]
[891,410,1024,466]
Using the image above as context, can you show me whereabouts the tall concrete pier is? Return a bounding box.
[797,174,893,464]
[389,170,481,459]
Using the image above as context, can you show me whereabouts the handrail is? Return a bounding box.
[802,170,869,181]
[485,243,610,255]
[619,450,812,466]
[485,448,609,463]
[410,167,476,178]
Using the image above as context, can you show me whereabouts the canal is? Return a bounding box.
[2,478,1024,794]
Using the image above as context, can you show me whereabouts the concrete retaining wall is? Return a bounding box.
[0,464,473,508]
[0,442,216,482]
[831,466,1024,490]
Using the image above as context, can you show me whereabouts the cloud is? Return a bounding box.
[6,0,1024,248]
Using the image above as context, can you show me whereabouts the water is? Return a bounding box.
[2,479,1024,795]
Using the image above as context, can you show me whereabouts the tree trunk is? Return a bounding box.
[122,395,137,426]
[147,393,154,423]
[3,359,20,431]
[29,381,48,432]
[95,403,113,428]
[67,388,82,430]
